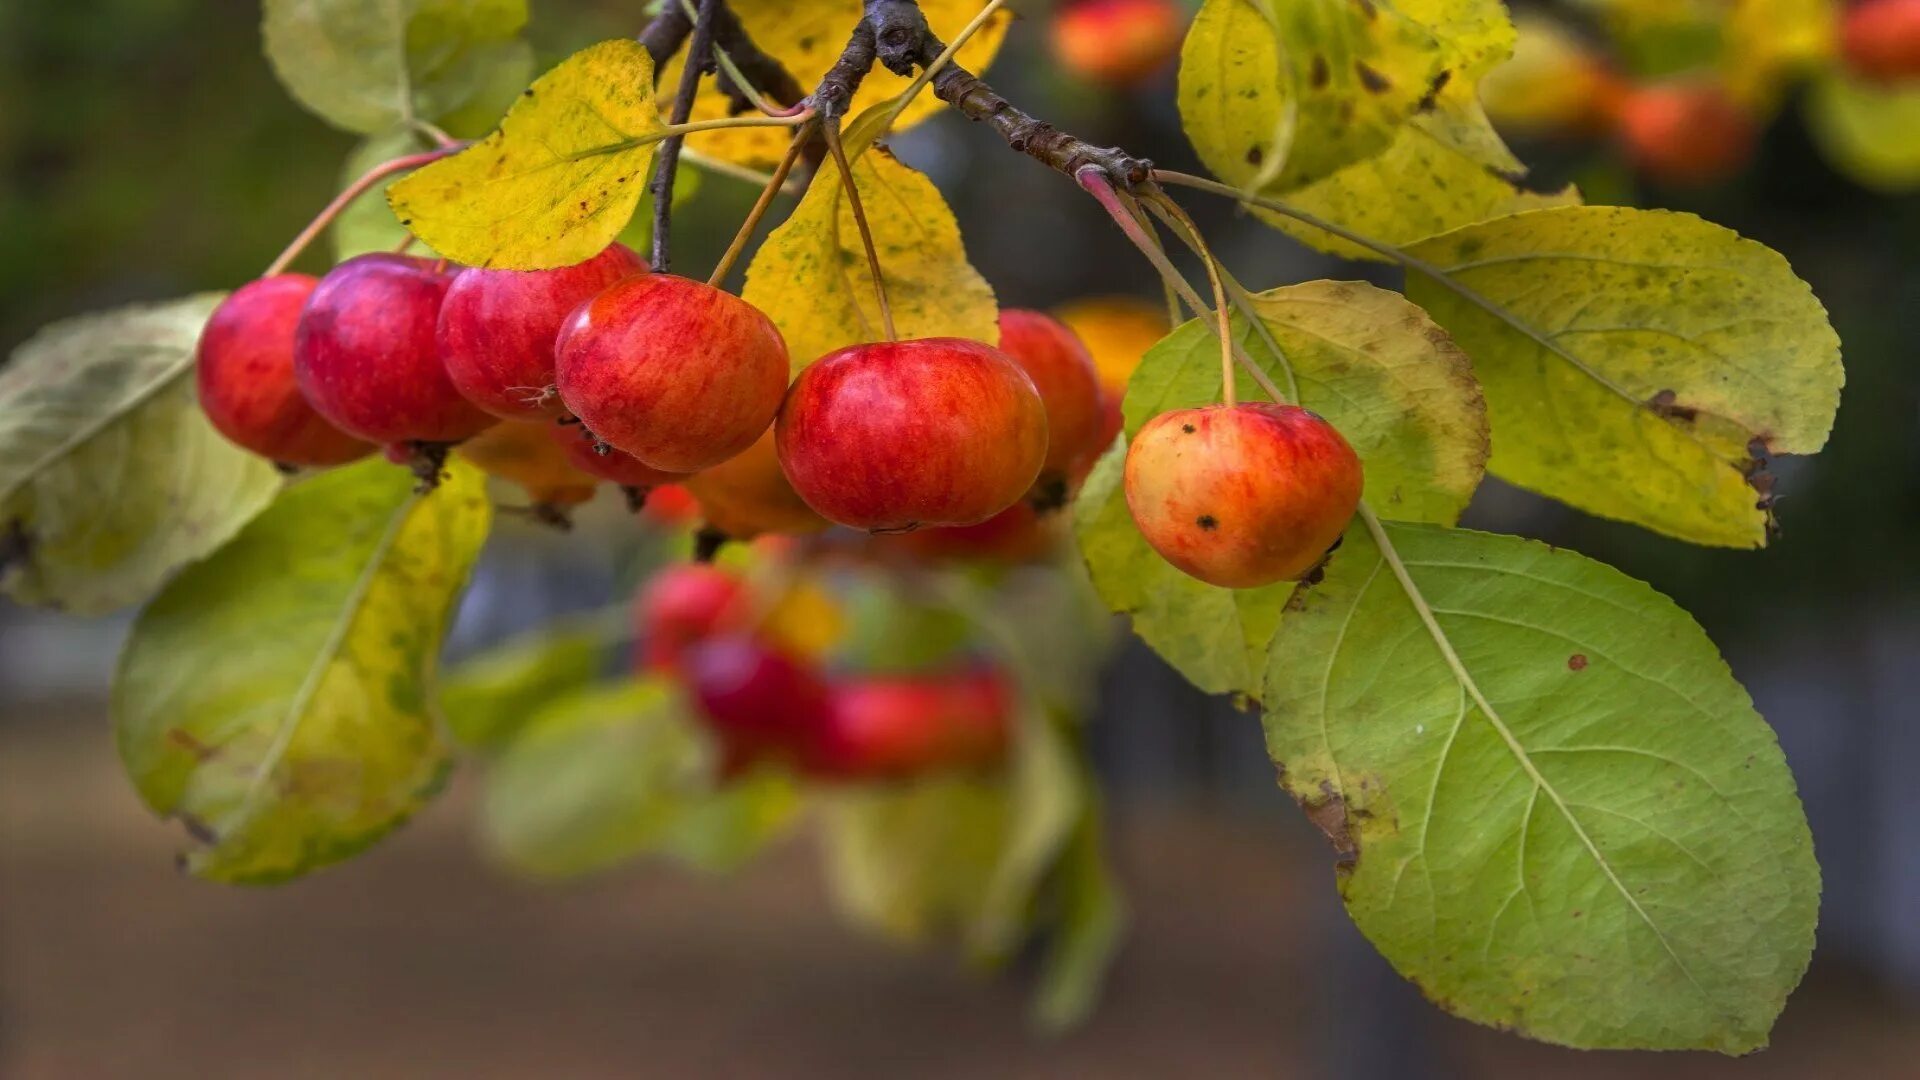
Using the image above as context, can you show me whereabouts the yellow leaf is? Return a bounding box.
[1406,206,1844,548]
[388,39,664,270]
[661,0,1012,169]
[1177,0,1445,193]
[742,105,997,373]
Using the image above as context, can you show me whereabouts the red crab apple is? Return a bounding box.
[454,420,598,510]
[293,253,497,445]
[196,275,372,467]
[438,242,644,421]
[1124,403,1362,588]
[1050,0,1185,88]
[683,634,833,765]
[686,428,829,539]
[996,308,1106,505]
[641,483,701,526]
[555,274,789,473]
[1616,81,1756,186]
[548,421,688,498]
[806,666,1013,779]
[1842,0,1920,82]
[776,338,1048,531]
[879,501,1058,565]
[636,564,747,673]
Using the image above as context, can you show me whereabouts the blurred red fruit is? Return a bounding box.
[683,634,833,764]
[686,427,830,539]
[807,666,1014,779]
[1842,0,1920,82]
[1616,81,1757,186]
[635,564,746,673]
[1051,0,1185,87]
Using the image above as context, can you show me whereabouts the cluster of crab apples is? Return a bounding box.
[638,562,1012,780]
[196,241,1363,591]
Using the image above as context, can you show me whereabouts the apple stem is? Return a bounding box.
[825,118,897,341]
[1141,192,1236,408]
[262,146,462,278]
[651,0,724,274]
[708,119,813,289]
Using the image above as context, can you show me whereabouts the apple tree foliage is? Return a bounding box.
[0,0,1850,1053]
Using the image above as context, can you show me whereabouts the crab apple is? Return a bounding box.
[1050,0,1184,88]
[1616,81,1756,186]
[880,501,1058,565]
[682,634,832,763]
[548,421,687,493]
[806,666,1014,779]
[686,428,828,539]
[455,420,598,508]
[555,274,788,473]
[1124,403,1362,588]
[635,564,747,673]
[997,308,1106,504]
[293,253,496,445]
[776,338,1048,531]
[196,275,372,467]
[1842,0,1920,82]
[1480,16,1627,135]
[438,243,644,421]
[641,483,701,526]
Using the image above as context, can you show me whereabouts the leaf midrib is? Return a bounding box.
[0,358,189,507]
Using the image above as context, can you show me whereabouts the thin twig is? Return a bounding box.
[824,118,895,340]
[651,0,723,273]
[265,146,462,277]
[709,120,814,287]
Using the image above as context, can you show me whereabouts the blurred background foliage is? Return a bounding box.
[3,0,1920,1075]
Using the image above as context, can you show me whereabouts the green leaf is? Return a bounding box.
[1264,519,1817,1052]
[1178,0,1445,192]
[113,457,492,884]
[1075,280,1488,697]
[0,296,282,614]
[659,0,1011,169]
[479,680,798,878]
[1032,780,1126,1032]
[1405,206,1844,547]
[262,0,530,135]
[334,127,438,262]
[742,104,998,374]
[1806,73,1920,193]
[440,615,613,752]
[821,708,1081,962]
[388,38,666,270]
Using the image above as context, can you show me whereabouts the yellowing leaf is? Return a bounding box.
[1075,281,1488,697]
[1806,73,1920,192]
[1178,0,1445,193]
[263,0,529,135]
[661,0,1011,168]
[742,106,996,372]
[0,296,282,614]
[388,39,665,270]
[1265,88,1580,259]
[113,458,491,883]
[1406,206,1844,547]
[1266,521,1817,1052]
[1722,0,1836,109]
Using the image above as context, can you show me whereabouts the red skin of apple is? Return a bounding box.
[294,253,497,444]
[635,564,747,673]
[1124,403,1362,588]
[687,427,829,539]
[776,338,1048,531]
[1050,0,1185,88]
[682,634,833,763]
[1843,0,1920,82]
[1616,82,1756,187]
[641,483,701,526]
[548,420,687,491]
[806,666,1013,779]
[997,308,1106,500]
[196,275,372,467]
[454,420,598,507]
[438,243,645,422]
[879,501,1058,564]
[555,274,789,473]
